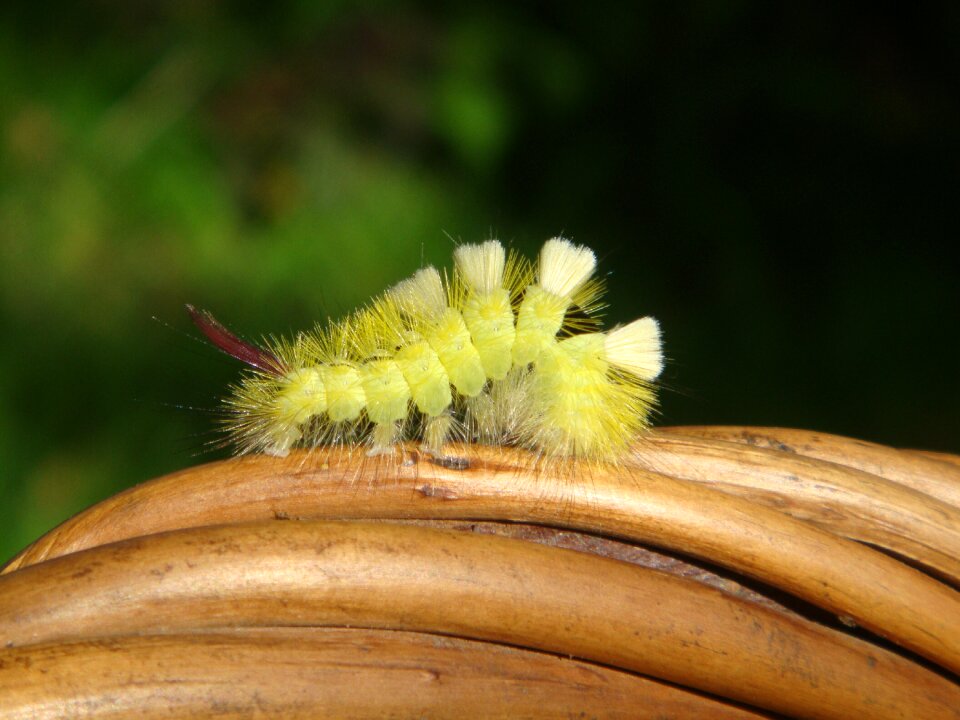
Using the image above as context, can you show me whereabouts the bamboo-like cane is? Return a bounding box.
[913,449,960,472]
[1,628,776,720]
[635,433,960,584]
[2,522,958,719]
[4,440,960,677]
[661,426,960,507]
[2,426,959,718]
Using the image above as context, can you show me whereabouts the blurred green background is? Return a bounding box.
[1,3,958,562]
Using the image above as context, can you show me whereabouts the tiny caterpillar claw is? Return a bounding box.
[189,238,663,463]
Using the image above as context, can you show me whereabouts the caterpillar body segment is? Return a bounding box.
[191,238,664,462]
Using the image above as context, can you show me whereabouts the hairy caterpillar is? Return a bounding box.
[188,238,663,464]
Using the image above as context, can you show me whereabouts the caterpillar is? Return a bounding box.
[188,237,663,464]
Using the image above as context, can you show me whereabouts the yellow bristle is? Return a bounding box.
[566,275,607,331]
[347,298,408,365]
[389,266,446,322]
[236,374,307,457]
[604,317,664,381]
[454,240,506,295]
[538,237,596,298]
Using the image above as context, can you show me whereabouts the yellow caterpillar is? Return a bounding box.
[189,238,663,463]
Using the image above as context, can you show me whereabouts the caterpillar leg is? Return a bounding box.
[464,391,496,445]
[422,412,454,457]
[464,371,527,447]
[262,427,300,457]
[366,421,400,457]
[422,412,472,469]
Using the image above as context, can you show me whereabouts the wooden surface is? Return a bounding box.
[636,432,960,584]
[1,426,959,718]
[2,629,775,719]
